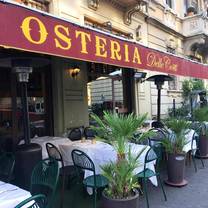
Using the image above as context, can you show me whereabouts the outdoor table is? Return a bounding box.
[59,140,157,194]
[0,181,31,208]
[183,129,197,153]
[31,136,71,159]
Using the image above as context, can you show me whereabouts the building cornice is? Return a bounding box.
[145,16,184,39]
[87,0,100,11]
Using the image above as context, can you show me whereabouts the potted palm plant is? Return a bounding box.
[162,118,190,187]
[91,112,149,208]
[193,107,208,158]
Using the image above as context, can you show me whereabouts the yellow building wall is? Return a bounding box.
[48,0,205,121]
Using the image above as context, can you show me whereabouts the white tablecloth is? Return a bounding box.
[31,136,72,159]
[59,140,157,191]
[183,129,197,153]
[0,182,31,208]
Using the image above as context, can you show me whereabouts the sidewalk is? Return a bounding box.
[57,158,208,208]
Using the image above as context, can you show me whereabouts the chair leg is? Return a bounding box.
[201,158,205,168]
[93,188,97,208]
[143,178,149,208]
[158,175,167,201]
[198,150,205,168]
[191,154,197,172]
[60,173,66,208]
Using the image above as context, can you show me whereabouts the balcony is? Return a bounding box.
[14,0,50,12]
[183,14,208,37]
[112,0,149,7]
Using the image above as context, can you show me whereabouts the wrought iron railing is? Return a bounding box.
[15,0,49,12]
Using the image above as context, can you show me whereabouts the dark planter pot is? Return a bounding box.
[101,190,139,208]
[14,143,42,190]
[165,153,187,187]
[198,135,208,158]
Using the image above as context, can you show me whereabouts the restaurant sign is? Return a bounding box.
[0,1,208,79]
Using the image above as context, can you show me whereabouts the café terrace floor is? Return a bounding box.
[54,159,208,208]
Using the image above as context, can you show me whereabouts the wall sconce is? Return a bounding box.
[13,67,33,82]
[136,25,142,41]
[68,66,80,78]
[128,33,134,39]
[103,21,112,32]
[134,71,147,82]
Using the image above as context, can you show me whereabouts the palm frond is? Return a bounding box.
[162,118,190,154]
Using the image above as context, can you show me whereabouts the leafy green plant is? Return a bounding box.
[168,105,189,118]
[91,111,147,157]
[193,107,208,122]
[161,119,191,154]
[193,107,208,136]
[91,111,149,199]
[101,147,144,199]
[182,79,205,100]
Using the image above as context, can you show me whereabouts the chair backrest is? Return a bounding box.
[191,131,199,150]
[46,143,64,168]
[71,149,95,172]
[68,128,82,141]
[84,127,95,140]
[0,152,15,183]
[152,121,164,128]
[144,146,159,172]
[15,194,47,208]
[148,128,167,145]
[30,158,59,208]
[71,149,96,185]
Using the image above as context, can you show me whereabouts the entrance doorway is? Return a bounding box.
[0,56,53,151]
[87,62,135,118]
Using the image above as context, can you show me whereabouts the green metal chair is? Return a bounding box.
[15,194,47,208]
[136,145,167,208]
[46,142,76,208]
[71,149,108,208]
[191,132,205,172]
[30,158,59,208]
[0,152,15,183]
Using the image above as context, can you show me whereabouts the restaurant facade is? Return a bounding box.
[0,0,208,149]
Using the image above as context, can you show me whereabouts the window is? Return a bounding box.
[184,0,198,15]
[14,0,49,12]
[167,46,176,54]
[167,47,178,90]
[84,17,133,40]
[168,76,178,90]
[166,0,173,8]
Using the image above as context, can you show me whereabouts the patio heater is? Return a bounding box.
[11,59,42,190]
[146,75,173,127]
[0,56,51,190]
[13,65,32,144]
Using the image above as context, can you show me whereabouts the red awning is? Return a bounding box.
[0,0,208,79]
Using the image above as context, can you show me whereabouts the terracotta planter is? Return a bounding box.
[165,153,187,187]
[198,135,208,158]
[101,190,139,208]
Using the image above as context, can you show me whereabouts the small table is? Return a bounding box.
[31,136,71,159]
[0,181,31,208]
[183,129,197,153]
[59,140,157,194]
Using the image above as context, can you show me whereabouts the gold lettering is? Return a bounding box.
[133,47,142,64]
[21,16,48,44]
[76,31,91,54]
[95,36,107,58]
[124,44,130,62]
[164,56,178,71]
[110,40,121,60]
[54,25,71,50]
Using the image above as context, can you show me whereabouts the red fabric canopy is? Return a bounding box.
[0,1,208,79]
